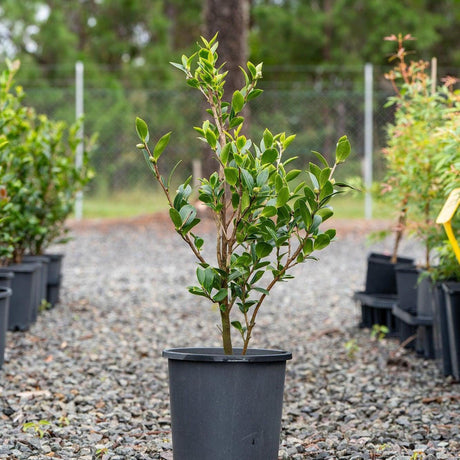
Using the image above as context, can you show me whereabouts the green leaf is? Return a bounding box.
[298,200,312,227]
[319,181,334,201]
[153,131,172,161]
[193,235,204,250]
[240,169,254,190]
[261,148,278,165]
[220,142,232,164]
[319,168,331,187]
[283,134,296,149]
[263,129,273,148]
[224,167,238,186]
[336,136,351,164]
[231,321,244,332]
[229,116,244,129]
[188,286,208,298]
[312,150,329,167]
[325,229,336,240]
[276,186,290,208]
[213,288,228,302]
[247,61,257,78]
[205,130,217,149]
[285,169,301,182]
[303,238,314,255]
[261,205,277,217]
[232,90,245,114]
[256,169,269,187]
[169,208,182,228]
[135,117,149,142]
[317,207,333,221]
[256,242,273,258]
[314,233,330,250]
[247,89,263,101]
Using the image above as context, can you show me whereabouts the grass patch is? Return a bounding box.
[81,189,168,219]
[79,189,394,220]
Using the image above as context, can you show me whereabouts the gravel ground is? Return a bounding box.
[0,215,459,460]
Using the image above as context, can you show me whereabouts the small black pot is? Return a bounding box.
[432,282,453,376]
[365,252,414,295]
[395,264,419,314]
[22,255,50,318]
[0,271,14,290]
[0,287,12,368]
[0,264,41,331]
[443,282,460,380]
[163,347,292,460]
[45,253,64,306]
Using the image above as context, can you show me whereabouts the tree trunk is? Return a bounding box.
[202,0,250,178]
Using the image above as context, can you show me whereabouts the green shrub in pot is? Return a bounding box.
[136,35,352,355]
[381,34,460,268]
[0,59,95,263]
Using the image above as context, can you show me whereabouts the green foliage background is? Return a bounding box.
[0,0,458,199]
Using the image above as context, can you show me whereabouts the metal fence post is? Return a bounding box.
[364,63,373,219]
[75,61,84,220]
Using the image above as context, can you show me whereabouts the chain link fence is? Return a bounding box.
[19,64,457,199]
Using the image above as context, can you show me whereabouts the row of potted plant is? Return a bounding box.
[356,35,460,379]
[0,59,94,369]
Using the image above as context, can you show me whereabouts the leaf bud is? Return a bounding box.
[136,143,145,149]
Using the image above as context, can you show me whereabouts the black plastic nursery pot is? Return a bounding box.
[365,252,414,295]
[45,253,64,306]
[23,255,50,318]
[443,282,460,380]
[354,291,399,336]
[0,287,12,369]
[0,271,14,290]
[0,263,41,331]
[395,264,419,314]
[163,347,292,460]
[393,270,434,357]
[432,283,453,376]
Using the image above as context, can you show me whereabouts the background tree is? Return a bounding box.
[201,0,250,177]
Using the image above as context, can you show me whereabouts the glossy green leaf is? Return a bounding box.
[261,206,277,217]
[276,186,290,208]
[205,130,217,149]
[314,233,331,250]
[224,167,238,186]
[153,131,172,161]
[135,117,149,142]
[285,169,301,182]
[232,90,244,114]
[312,150,329,168]
[261,148,278,165]
[256,242,273,258]
[263,129,273,148]
[169,208,182,228]
[256,169,269,187]
[317,207,333,221]
[336,135,351,164]
[240,169,254,190]
[229,116,244,129]
[213,288,228,302]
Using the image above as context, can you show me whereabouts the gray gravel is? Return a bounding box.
[0,217,459,460]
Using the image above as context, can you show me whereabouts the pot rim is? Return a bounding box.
[163,347,292,363]
[0,287,12,299]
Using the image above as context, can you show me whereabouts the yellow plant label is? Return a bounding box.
[436,188,460,224]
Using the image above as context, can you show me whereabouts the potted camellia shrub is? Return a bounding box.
[136,35,352,460]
